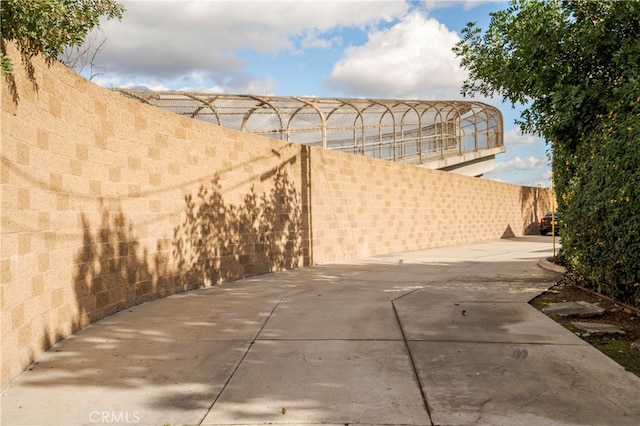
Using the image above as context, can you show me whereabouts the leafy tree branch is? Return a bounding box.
[1,0,124,102]
[454,0,640,306]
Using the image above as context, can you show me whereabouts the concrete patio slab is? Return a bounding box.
[394,297,589,345]
[411,340,640,426]
[201,340,430,425]
[404,280,553,303]
[1,338,249,426]
[258,298,402,340]
[87,292,279,341]
[282,279,425,302]
[3,237,640,426]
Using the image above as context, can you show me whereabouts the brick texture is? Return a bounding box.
[0,44,552,388]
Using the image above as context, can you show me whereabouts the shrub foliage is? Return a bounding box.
[454,0,640,307]
[560,82,640,306]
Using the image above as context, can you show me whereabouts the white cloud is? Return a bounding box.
[528,171,553,188]
[90,75,125,88]
[503,129,544,147]
[325,11,467,99]
[120,81,171,91]
[188,71,206,85]
[300,30,336,50]
[422,0,507,11]
[242,76,278,95]
[91,75,171,91]
[96,0,408,79]
[492,156,547,173]
[176,84,225,94]
[485,158,551,187]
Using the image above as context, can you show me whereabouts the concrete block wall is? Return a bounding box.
[309,148,551,262]
[1,46,552,388]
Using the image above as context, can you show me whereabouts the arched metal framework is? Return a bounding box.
[115,90,503,166]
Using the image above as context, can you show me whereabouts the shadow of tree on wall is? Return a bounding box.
[173,168,304,287]
[73,202,188,330]
[71,167,305,332]
[519,186,551,235]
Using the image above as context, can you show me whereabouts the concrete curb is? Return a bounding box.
[537,257,567,274]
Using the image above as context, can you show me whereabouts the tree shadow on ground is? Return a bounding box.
[6,239,583,426]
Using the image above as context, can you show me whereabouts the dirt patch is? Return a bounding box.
[530,276,640,378]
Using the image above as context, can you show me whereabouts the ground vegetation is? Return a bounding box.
[531,272,640,378]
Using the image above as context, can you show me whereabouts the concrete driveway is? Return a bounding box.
[2,236,640,426]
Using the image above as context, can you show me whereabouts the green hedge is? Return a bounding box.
[557,81,640,307]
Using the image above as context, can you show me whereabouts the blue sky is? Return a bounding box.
[84,0,552,187]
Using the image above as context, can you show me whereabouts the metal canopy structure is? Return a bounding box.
[114,90,503,167]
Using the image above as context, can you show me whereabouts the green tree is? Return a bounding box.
[454,0,640,306]
[1,0,124,102]
[454,0,639,147]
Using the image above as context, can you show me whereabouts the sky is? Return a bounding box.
[80,0,552,188]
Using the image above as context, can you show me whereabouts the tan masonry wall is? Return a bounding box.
[1,46,552,388]
[309,148,551,260]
